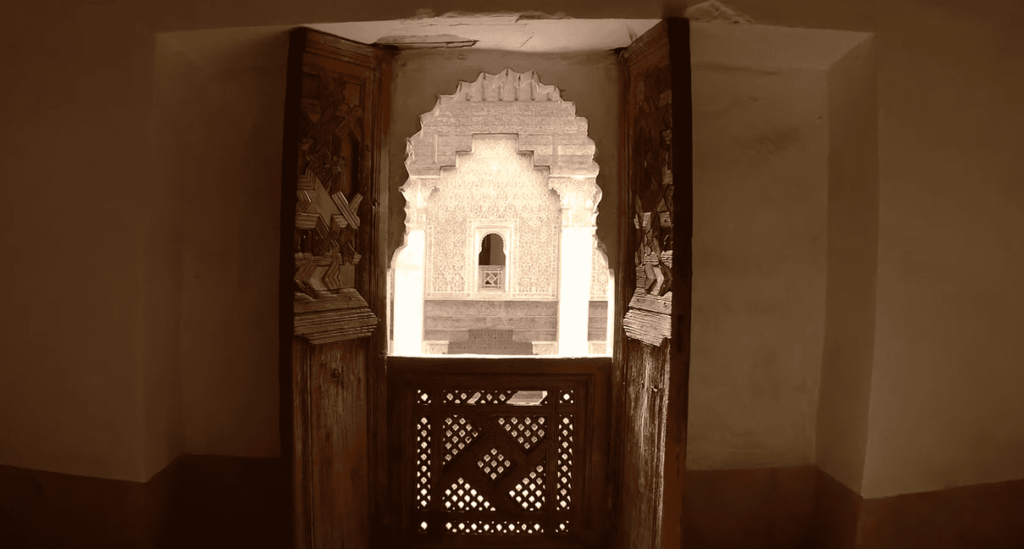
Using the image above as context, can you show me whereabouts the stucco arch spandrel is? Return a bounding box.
[400,69,602,233]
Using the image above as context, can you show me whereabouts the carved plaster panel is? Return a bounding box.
[406,69,600,181]
[401,70,605,306]
[423,135,560,299]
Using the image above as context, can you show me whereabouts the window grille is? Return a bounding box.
[480,266,505,290]
[388,360,606,547]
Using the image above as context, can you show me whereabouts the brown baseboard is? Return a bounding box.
[857,478,1024,549]
[0,462,154,548]
[810,469,862,549]
[0,454,287,549]
[683,465,818,549]
[683,466,1024,549]
[164,454,288,549]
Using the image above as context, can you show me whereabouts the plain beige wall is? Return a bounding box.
[168,28,289,460]
[816,36,878,494]
[709,0,1024,499]
[688,56,828,471]
[1,0,1022,497]
[854,1,1024,498]
[388,48,621,266]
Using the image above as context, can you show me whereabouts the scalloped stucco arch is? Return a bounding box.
[390,69,612,356]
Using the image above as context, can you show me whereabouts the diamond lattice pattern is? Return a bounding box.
[445,390,517,405]
[510,464,545,511]
[416,416,431,508]
[444,477,495,512]
[443,415,480,464]
[445,520,543,535]
[478,448,514,481]
[556,415,573,510]
[497,416,546,451]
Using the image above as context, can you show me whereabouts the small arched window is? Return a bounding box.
[478,234,506,290]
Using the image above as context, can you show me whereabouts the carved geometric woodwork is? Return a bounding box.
[284,28,393,549]
[288,30,387,343]
[387,358,609,549]
[621,27,676,348]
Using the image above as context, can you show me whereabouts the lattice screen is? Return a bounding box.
[403,383,585,541]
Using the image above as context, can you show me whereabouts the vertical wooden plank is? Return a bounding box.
[281,28,306,549]
[365,42,394,549]
[308,341,369,549]
[660,18,693,549]
[291,337,312,549]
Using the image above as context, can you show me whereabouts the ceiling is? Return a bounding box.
[309,14,662,52]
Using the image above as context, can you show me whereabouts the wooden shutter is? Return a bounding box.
[280,28,392,549]
[613,18,692,549]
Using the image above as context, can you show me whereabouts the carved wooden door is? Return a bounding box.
[280,28,392,549]
[612,18,691,549]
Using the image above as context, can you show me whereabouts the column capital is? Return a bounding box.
[547,176,602,228]
[399,176,439,230]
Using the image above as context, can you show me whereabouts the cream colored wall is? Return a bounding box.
[164,27,289,460]
[0,3,161,482]
[1,0,1022,493]
[718,0,1024,498]
[855,1,1024,499]
[815,36,878,493]
[687,36,829,470]
[388,48,621,266]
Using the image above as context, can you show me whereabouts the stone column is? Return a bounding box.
[392,177,435,356]
[549,175,602,356]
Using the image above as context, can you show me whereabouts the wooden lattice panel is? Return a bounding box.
[387,358,609,548]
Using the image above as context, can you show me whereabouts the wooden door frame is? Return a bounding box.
[661,18,692,549]
[277,19,692,549]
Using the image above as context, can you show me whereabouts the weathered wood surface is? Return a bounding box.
[613,19,692,549]
[294,338,370,549]
[661,18,692,549]
[282,27,392,549]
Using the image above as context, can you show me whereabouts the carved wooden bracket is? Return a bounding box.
[294,288,377,344]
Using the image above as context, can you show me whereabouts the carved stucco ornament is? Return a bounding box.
[399,69,605,300]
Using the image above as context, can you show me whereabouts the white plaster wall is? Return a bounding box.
[855,1,1024,498]
[687,61,828,470]
[716,0,1024,499]
[0,3,159,482]
[816,36,878,494]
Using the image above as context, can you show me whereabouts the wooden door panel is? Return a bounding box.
[282,28,392,549]
[614,18,691,549]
